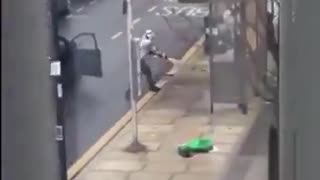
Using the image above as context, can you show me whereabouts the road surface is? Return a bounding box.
[58,0,207,166]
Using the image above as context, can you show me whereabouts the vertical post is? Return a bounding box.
[236,1,248,115]
[208,1,215,115]
[134,38,142,97]
[275,1,280,129]
[127,0,137,142]
[206,0,219,137]
[137,58,142,96]
[50,0,67,179]
[124,0,146,153]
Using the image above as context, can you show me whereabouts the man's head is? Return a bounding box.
[144,29,155,40]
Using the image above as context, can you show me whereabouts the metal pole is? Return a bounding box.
[209,0,219,121]
[127,0,137,140]
[206,0,218,137]
[208,1,214,115]
[134,38,142,97]
[124,0,146,153]
[50,0,67,179]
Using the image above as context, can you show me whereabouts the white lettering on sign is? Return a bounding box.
[157,6,209,17]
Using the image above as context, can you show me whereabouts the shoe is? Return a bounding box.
[150,86,161,92]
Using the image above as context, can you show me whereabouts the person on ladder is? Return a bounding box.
[139,29,169,92]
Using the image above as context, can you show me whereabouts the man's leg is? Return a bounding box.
[141,59,160,92]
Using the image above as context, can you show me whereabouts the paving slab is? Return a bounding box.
[172,173,222,180]
[138,125,174,133]
[129,172,172,180]
[73,171,128,180]
[138,116,176,125]
[146,152,186,162]
[94,160,145,172]
[212,143,237,154]
[95,150,145,161]
[137,131,168,142]
[213,125,247,135]
[188,159,228,174]
[173,115,210,127]
[106,133,133,150]
[140,109,185,119]
[211,133,243,144]
[144,161,187,173]
[186,153,229,163]
[143,141,162,151]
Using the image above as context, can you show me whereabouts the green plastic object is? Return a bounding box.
[177,137,214,158]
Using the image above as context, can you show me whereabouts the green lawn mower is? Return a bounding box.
[177,137,214,158]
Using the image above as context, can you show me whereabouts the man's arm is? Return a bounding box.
[148,45,168,59]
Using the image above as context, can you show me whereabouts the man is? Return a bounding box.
[221,9,235,45]
[138,29,168,92]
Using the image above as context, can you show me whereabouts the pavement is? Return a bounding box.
[59,0,208,166]
[71,46,270,180]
